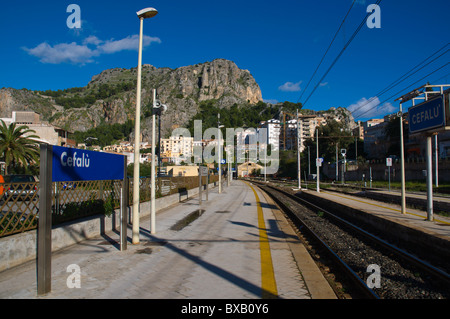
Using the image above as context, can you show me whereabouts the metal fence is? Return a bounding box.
[0,174,219,238]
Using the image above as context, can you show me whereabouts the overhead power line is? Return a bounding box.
[354,62,450,119]
[350,43,449,117]
[297,0,357,103]
[301,0,383,107]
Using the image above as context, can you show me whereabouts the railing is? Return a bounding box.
[0,174,219,238]
[0,180,39,238]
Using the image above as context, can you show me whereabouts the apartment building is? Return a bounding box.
[259,119,281,151]
[161,136,194,159]
[353,121,364,140]
[282,115,326,152]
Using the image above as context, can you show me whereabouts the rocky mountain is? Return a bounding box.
[317,107,358,130]
[0,59,263,141]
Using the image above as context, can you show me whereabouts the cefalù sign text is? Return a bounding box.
[409,95,446,134]
[60,151,91,168]
[52,146,125,182]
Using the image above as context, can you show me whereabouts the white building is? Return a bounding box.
[1,111,75,147]
[281,115,326,152]
[259,119,280,151]
[161,136,194,160]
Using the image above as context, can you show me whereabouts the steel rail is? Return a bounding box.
[253,182,379,299]
[256,181,450,290]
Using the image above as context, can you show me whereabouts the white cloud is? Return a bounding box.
[263,99,279,104]
[278,81,302,92]
[83,35,103,46]
[98,35,161,54]
[319,82,329,87]
[348,97,396,119]
[24,34,161,64]
[24,42,97,64]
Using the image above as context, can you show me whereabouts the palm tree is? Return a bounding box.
[0,120,40,175]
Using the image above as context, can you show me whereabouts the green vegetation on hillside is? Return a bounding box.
[72,120,134,147]
[186,100,302,135]
[38,82,136,109]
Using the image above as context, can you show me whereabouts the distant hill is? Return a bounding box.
[0,59,263,141]
[0,58,356,143]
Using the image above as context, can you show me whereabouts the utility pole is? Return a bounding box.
[316,128,320,193]
[297,109,301,190]
[151,89,156,234]
[335,143,338,182]
[435,134,439,187]
[399,103,406,215]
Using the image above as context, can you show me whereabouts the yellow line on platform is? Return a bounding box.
[247,182,278,299]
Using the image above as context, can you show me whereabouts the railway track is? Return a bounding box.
[253,181,450,299]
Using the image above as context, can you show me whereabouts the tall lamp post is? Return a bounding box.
[296,109,301,190]
[132,7,158,245]
[316,128,320,193]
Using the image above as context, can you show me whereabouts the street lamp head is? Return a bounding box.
[137,7,158,19]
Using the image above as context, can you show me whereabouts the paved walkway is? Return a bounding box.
[0,180,334,299]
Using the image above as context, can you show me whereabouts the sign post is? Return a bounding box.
[37,144,53,296]
[37,146,126,295]
[341,149,346,185]
[408,94,449,221]
[120,156,129,251]
[199,167,202,205]
[199,166,208,204]
[386,158,392,192]
[426,136,434,221]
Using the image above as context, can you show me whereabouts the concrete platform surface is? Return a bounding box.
[0,180,335,300]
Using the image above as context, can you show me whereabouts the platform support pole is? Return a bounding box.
[426,135,434,221]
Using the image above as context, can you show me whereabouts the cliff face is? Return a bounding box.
[0,88,58,121]
[172,59,262,105]
[0,59,262,139]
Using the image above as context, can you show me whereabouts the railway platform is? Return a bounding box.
[0,180,336,300]
[300,188,450,239]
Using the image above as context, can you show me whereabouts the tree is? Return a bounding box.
[0,120,40,174]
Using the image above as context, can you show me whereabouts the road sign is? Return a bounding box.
[408,95,446,134]
[316,158,323,167]
[221,159,226,164]
[386,158,392,167]
[52,146,125,182]
[199,166,208,176]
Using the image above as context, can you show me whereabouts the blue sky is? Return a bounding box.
[0,0,449,121]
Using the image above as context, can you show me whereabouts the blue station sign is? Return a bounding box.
[408,95,446,134]
[52,146,125,182]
